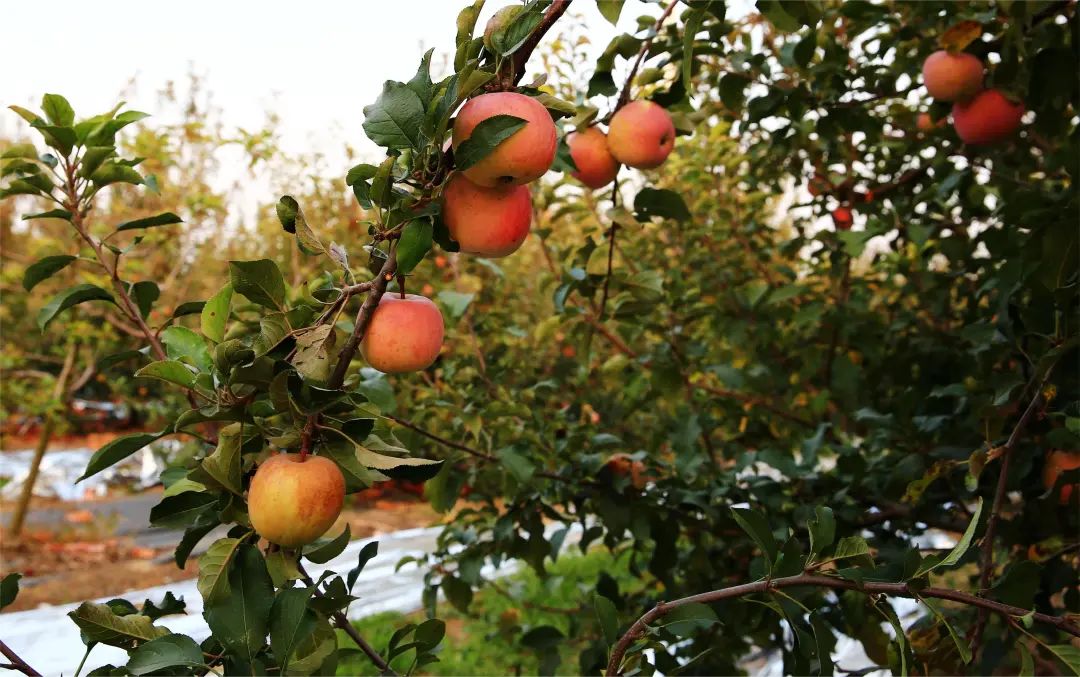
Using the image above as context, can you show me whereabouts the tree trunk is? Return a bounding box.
[8,341,77,538]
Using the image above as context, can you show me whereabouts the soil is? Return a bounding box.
[1,490,443,612]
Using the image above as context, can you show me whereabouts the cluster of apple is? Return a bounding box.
[247,51,678,548]
[920,49,1025,145]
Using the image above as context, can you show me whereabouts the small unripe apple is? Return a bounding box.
[361,293,445,373]
[483,5,523,52]
[442,172,531,257]
[1044,450,1080,504]
[832,206,853,230]
[922,50,984,102]
[607,100,675,169]
[452,92,557,187]
[567,127,619,188]
[951,89,1025,145]
[916,112,946,133]
[248,454,345,547]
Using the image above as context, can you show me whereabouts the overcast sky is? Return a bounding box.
[2,2,656,165]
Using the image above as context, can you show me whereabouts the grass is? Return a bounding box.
[337,548,646,676]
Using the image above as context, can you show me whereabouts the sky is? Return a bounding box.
[2,1,660,199]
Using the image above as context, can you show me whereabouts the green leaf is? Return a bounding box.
[21,208,72,221]
[115,212,182,232]
[362,81,425,150]
[172,300,206,319]
[175,518,219,569]
[731,507,778,569]
[266,548,303,588]
[499,447,535,483]
[408,48,436,109]
[441,575,473,613]
[455,0,487,68]
[597,0,625,25]
[139,591,186,621]
[126,634,204,675]
[31,122,77,155]
[23,255,76,291]
[269,587,317,675]
[67,602,169,650]
[659,602,719,637]
[79,146,116,178]
[79,431,167,482]
[682,8,706,89]
[203,544,274,665]
[197,537,243,604]
[201,282,233,344]
[135,360,197,388]
[293,325,335,383]
[436,290,474,321]
[37,283,115,330]
[303,525,351,564]
[149,492,217,529]
[915,498,982,576]
[808,506,836,562]
[594,593,619,647]
[990,560,1040,609]
[921,599,971,664]
[277,195,328,257]
[1018,643,1035,676]
[42,94,75,126]
[229,259,286,310]
[129,281,159,318]
[454,114,527,171]
[8,105,42,124]
[1,573,21,610]
[634,188,691,223]
[830,535,871,562]
[89,162,143,187]
[1,143,38,159]
[200,423,243,495]
[1045,644,1080,676]
[396,219,434,274]
[285,616,337,675]
[810,612,834,676]
[347,541,379,591]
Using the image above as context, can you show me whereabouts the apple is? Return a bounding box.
[607,100,675,169]
[442,172,531,257]
[361,293,445,373]
[568,127,619,188]
[917,112,946,133]
[922,50,983,102]
[452,92,557,187]
[832,206,853,230]
[952,89,1025,145]
[248,453,345,547]
[1044,450,1080,504]
[483,5,523,52]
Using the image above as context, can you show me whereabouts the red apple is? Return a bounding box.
[452,92,557,187]
[607,100,675,169]
[952,89,1025,145]
[442,172,531,257]
[922,50,983,102]
[832,206,853,230]
[248,454,345,547]
[568,127,619,188]
[361,293,445,373]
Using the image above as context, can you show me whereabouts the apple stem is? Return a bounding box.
[299,416,315,461]
[397,274,406,299]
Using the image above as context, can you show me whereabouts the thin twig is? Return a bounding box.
[614,0,679,113]
[969,367,1054,658]
[0,639,41,677]
[605,572,1080,675]
[327,252,397,390]
[498,0,574,89]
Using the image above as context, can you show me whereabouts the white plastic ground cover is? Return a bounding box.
[0,526,442,676]
[0,443,174,501]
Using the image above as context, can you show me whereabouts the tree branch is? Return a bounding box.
[606,572,1080,675]
[498,0,574,89]
[969,367,1054,658]
[327,252,397,390]
[0,639,41,677]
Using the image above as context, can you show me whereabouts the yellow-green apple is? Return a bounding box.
[361,293,445,373]
[607,100,675,169]
[452,92,557,187]
[951,89,1024,145]
[922,50,983,102]
[443,172,531,257]
[568,127,619,188]
[248,453,345,547]
[483,5,523,51]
